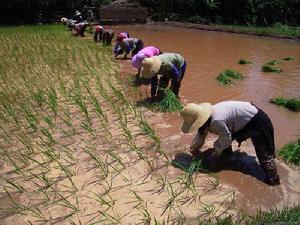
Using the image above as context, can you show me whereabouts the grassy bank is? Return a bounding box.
[214,24,300,38]
[161,22,300,39]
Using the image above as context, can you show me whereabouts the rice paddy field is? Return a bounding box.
[0,25,239,225]
[1,24,300,225]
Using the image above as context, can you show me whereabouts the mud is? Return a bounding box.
[114,25,300,215]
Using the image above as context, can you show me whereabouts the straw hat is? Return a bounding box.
[181,103,213,133]
[75,11,81,16]
[141,56,162,78]
[132,53,146,69]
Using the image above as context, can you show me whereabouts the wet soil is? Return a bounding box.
[114,24,300,215]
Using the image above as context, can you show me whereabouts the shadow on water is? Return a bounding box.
[172,148,268,184]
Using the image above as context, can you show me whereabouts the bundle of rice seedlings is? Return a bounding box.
[278,138,300,166]
[224,69,244,79]
[267,60,281,65]
[238,59,252,64]
[283,56,295,61]
[270,97,300,111]
[262,64,282,73]
[154,89,183,112]
[217,69,244,85]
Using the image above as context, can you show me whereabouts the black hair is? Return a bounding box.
[198,116,211,133]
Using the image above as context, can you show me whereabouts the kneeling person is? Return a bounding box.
[181,101,280,186]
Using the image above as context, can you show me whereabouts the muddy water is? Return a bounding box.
[113,25,300,215]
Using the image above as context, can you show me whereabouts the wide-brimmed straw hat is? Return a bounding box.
[141,56,162,78]
[181,103,213,133]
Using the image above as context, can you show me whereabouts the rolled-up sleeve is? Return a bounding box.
[211,121,232,155]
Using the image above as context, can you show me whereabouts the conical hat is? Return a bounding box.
[141,56,161,78]
[181,103,213,133]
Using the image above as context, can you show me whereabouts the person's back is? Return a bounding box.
[211,101,258,134]
[158,53,185,74]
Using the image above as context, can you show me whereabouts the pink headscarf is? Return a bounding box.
[95,25,103,32]
[131,46,161,69]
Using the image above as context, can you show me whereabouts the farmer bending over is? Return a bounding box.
[141,53,186,99]
[74,22,87,37]
[102,29,114,45]
[94,25,104,42]
[114,32,130,56]
[114,36,144,59]
[132,46,163,77]
[181,101,280,186]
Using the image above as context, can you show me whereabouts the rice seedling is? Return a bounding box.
[283,56,295,61]
[262,64,282,73]
[46,86,58,115]
[270,97,300,111]
[238,59,252,64]
[217,69,243,85]
[267,60,281,65]
[40,127,56,144]
[278,138,300,166]
[153,89,184,112]
[32,89,46,107]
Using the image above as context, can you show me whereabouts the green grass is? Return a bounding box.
[153,89,184,112]
[215,24,300,38]
[217,69,244,85]
[278,138,300,166]
[270,97,300,111]
[238,59,252,64]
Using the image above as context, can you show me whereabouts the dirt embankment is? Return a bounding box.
[151,21,300,40]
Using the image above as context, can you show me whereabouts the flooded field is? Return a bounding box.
[114,25,300,215]
[0,25,299,224]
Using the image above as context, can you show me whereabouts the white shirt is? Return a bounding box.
[191,101,258,155]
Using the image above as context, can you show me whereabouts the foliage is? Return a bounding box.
[270,97,300,112]
[153,89,184,112]
[140,0,300,26]
[278,138,300,166]
[217,69,244,85]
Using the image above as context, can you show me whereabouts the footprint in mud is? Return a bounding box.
[172,149,267,183]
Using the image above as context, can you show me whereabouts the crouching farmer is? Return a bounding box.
[181,101,280,186]
[102,29,114,45]
[74,22,87,37]
[141,53,186,99]
[132,46,163,76]
[114,37,144,59]
[94,25,104,42]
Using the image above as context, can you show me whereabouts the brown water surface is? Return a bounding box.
[113,25,300,215]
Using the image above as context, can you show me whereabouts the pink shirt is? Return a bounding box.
[131,46,160,69]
